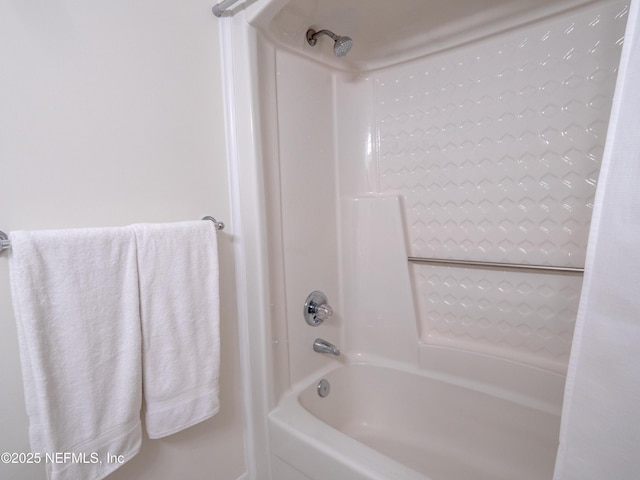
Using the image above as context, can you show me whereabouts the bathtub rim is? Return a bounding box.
[318,345,566,413]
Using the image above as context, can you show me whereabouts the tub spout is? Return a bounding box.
[313,338,340,356]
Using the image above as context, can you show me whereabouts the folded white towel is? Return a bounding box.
[8,227,142,480]
[132,221,220,439]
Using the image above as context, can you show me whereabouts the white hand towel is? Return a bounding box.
[132,221,220,439]
[8,227,142,480]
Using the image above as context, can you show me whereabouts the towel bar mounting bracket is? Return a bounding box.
[202,216,225,231]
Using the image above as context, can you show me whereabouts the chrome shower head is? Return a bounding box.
[306,28,353,57]
[333,35,353,57]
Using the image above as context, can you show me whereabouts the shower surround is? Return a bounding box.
[372,8,620,370]
[228,0,628,477]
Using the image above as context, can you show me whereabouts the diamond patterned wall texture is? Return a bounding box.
[372,0,628,369]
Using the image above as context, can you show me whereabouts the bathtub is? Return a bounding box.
[269,358,563,480]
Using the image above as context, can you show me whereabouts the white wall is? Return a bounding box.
[0,1,246,479]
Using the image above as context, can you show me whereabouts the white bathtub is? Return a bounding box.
[269,360,563,480]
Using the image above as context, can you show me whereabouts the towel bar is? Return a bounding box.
[0,216,225,254]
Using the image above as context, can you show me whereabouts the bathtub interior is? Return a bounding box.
[296,363,562,480]
[249,0,628,395]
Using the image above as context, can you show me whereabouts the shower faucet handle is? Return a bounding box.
[304,291,334,326]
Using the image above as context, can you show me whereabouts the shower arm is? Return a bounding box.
[212,0,241,17]
[306,29,339,45]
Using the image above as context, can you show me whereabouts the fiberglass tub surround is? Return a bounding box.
[354,0,626,373]
[242,0,629,478]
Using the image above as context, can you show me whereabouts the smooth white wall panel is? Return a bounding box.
[274,51,343,385]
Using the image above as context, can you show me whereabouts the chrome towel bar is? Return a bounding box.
[0,216,224,255]
[408,256,584,275]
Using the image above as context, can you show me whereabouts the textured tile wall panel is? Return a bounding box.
[411,264,583,368]
[372,1,628,368]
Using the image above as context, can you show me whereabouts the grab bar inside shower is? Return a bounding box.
[408,256,584,275]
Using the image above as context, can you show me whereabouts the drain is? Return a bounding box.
[317,379,330,397]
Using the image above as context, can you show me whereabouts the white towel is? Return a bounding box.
[8,227,142,480]
[132,221,220,439]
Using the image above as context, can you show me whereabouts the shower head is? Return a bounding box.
[306,28,353,57]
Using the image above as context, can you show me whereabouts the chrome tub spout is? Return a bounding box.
[313,338,340,356]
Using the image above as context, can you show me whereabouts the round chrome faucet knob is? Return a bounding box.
[304,291,333,326]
